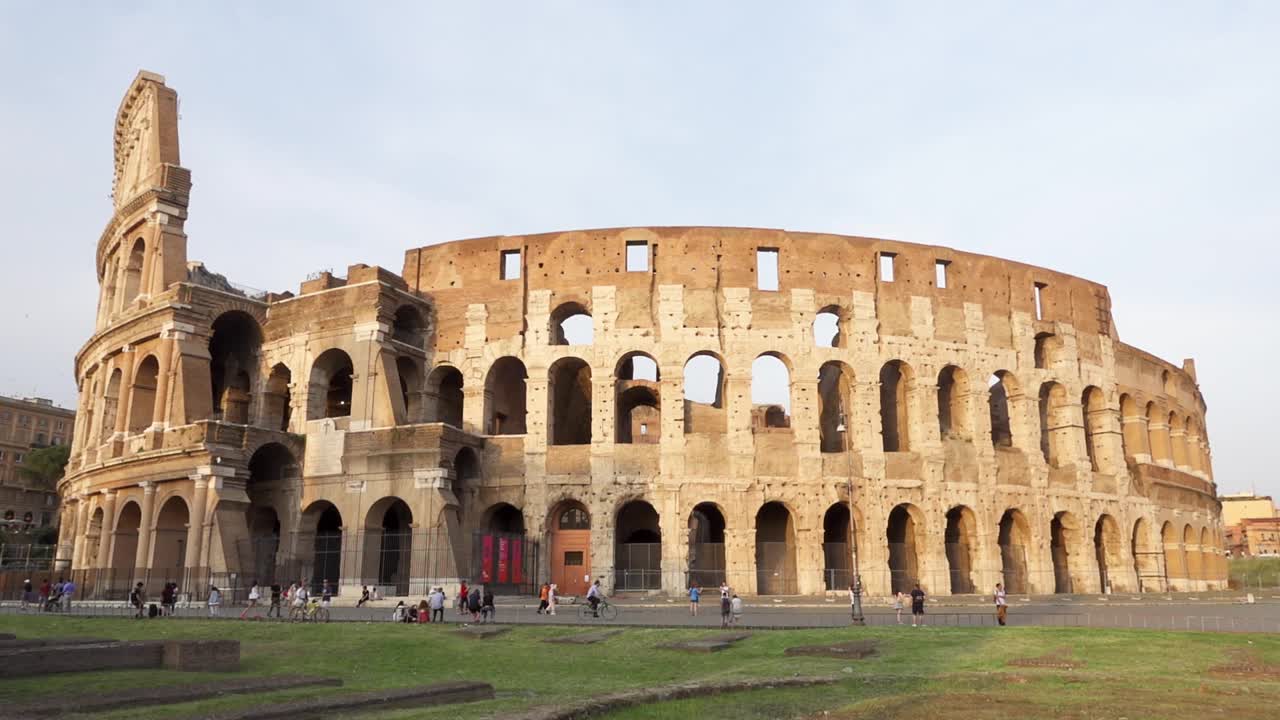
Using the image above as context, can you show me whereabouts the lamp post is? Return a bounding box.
[838,413,864,625]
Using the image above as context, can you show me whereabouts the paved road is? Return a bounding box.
[4,596,1278,633]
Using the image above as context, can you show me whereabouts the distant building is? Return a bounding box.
[1221,492,1277,526]
[1220,492,1279,557]
[0,395,74,529]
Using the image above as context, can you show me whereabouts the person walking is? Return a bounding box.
[208,585,222,617]
[267,583,282,619]
[429,587,446,622]
[730,594,744,627]
[160,583,174,616]
[457,582,469,616]
[994,582,1008,626]
[719,590,732,628]
[38,578,51,608]
[893,591,905,624]
[481,587,496,624]
[910,583,926,627]
[467,585,482,623]
[547,583,558,616]
[131,582,146,619]
[689,582,701,616]
[537,583,550,615]
[240,582,261,619]
[60,578,75,613]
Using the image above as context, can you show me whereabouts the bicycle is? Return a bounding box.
[305,599,330,623]
[578,598,618,621]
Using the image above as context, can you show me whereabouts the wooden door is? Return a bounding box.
[551,529,590,597]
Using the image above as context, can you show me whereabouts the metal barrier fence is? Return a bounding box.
[616,543,661,591]
[687,543,725,589]
[0,543,56,570]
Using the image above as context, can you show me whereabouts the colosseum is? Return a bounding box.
[55,71,1226,602]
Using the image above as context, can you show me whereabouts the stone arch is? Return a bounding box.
[751,352,792,428]
[484,357,527,435]
[1050,510,1082,593]
[998,508,1031,594]
[550,301,593,345]
[1119,394,1147,460]
[616,500,661,590]
[944,505,978,594]
[548,357,592,445]
[306,349,353,420]
[210,311,262,424]
[391,304,427,347]
[988,371,1019,448]
[1131,517,1156,591]
[937,365,970,440]
[363,497,413,596]
[1169,413,1189,468]
[86,506,106,566]
[549,499,591,596]
[395,355,423,423]
[818,361,854,453]
[263,363,292,431]
[1147,402,1171,463]
[425,364,464,427]
[1081,386,1106,471]
[1184,524,1202,584]
[1186,417,1205,473]
[684,351,727,433]
[122,237,145,305]
[822,503,856,590]
[101,367,123,442]
[301,500,343,592]
[453,447,481,489]
[1034,332,1061,369]
[879,360,914,452]
[482,502,525,533]
[616,352,660,444]
[813,305,845,348]
[1199,526,1214,584]
[110,500,142,571]
[246,443,295,583]
[1039,381,1072,466]
[886,503,923,593]
[755,501,797,595]
[150,495,190,577]
[1160,521,1185,584]
[1094,514,1123,592]
[688,502,727,588]
[127,354,159,432]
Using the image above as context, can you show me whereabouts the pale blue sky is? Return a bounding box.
[1,2,1276,497]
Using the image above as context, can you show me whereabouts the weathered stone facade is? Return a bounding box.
[57,71,1226,599]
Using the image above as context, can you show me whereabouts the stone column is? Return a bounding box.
[150,333,177,429]
[185,477,210,572]
[134,481,158,570]
[113,347,136,436]
[95,491,117,569]
[70,495,89,569]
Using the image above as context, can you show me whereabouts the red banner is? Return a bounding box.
[481,534,494,583]
[498,537,510,583]
[512,540,523,584]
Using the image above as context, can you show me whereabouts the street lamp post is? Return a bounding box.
[838,413,865,625]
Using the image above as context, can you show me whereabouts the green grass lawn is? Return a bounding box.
[2,615,1278,719]
[1230,556,1280,589]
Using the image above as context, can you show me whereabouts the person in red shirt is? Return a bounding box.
[457,582,469,616]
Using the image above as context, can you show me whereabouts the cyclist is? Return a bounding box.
[586,579,604,618]
[305,595,325,622]
[289,583,310,621]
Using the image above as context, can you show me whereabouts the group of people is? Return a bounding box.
[19,577,74,613]
[688,581,744,627]
[128,581,184,618]
[881,582,1011,627]
[391,587,450,623]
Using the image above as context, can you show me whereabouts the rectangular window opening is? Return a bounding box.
[625,241,649,272]
[935,259,949,289]
[1034,282,1047,320]
[564,551,584,566]
[756,248,779,291]
[500,250,521,280]
[639,422,648,436]
[879,252,896,282]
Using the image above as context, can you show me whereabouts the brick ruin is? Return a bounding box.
[56,71,1226,599]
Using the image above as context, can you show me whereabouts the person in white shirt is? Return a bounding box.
[586,580,603,617]
[994,583,1008,626]
[208,585,222,616]
[547,584,558,616]
[240,582,260,620]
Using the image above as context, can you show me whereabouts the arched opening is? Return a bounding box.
[473,502,527,591]
[100,368,123,442]
[302,501,343,594]
[548,357,592,445]
[110,501,141,571]
[1160,521,1184,585]
[484,503,524,534]
[395,356,423,423]
[127,355,159,432]
[1199,527,1214,584]
[549,501,591,596]
[818,361,854,453]
[937,365,969,440]
[263,364,292,431]
[998,509,1030,594]
[1039,381,1070,466]
[425,365,464,427]
[150,496,190,578]
[688,503,726,588]
[391,305,427,347]
[879,361,913,452]
[1119,394,1146,460]
[209,311,262,424]
[1094,514,1123,593]
[886,504,921,594]
[813,305,844,348]
[1147,402,1170,463]
[988,371,1018,448]
[246,443,294,584]
[944,506,977,594]
[550,302,593,345]
[1034,332,1060,369]
[1131,518,1155,592]
[1169,413,1189,468]
[822,503,854,591]
[1051,511,1079,593]
[454,447,481,489]
[616,353,660,444]
[1162,369,1175,396]
[616,500,661,590]
[1186,419,1205,473]
[364,498,412,596]
[307,349,353,420]
[122,238,145,304]
[751,353,791,429]
[1082,386,1106,471]
[755,502,797,595]
[484,357,527,435]
[1184,524,1202,584]
[684,352,726,433]
[85,507,105,567]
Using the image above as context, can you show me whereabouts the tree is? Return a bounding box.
[17,444,70,487]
